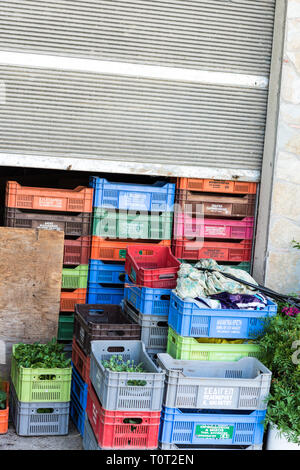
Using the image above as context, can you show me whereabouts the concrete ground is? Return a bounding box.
[0,419,83,450]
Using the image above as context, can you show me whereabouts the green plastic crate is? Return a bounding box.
[178,260,251,274]
[10,345,72,403]
[61,265,88,289]
[167,327,260,361]
[92,208,173,240]
[57,314,74,341]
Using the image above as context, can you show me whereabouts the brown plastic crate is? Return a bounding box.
[177,178,257,195]
[72,337,90,384]
[5,208,92,237]
[63,236,91,266]
[74,304,141,356]
[175,190,256,218]
[6,181,93,213]
[172,238,252,262]
[60,288,87,312]
[91,237,171,262]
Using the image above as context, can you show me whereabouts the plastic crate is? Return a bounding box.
[167,327,260,361]
[172,239,252,262]
[90,340,165,411]
[125,245,180,289]
[173,215,254,240]
[157,354,271,410]
[62,265,89,289]
[168,291,277,340]
[71,364,88,410]
[92,208,173,240]
[90,177,175,212]
[10,381,70,436]
[177,178,257,195]
[91,237,171,262]
[5,181,93,213]
[0,382,9,434]
[72,338,91,384]
[57,313,74,341]
[88,259,126,285]
[70,391,86,436]
[60,288,87,312]
[10,345,72,403]
[83,414,101,450]
[87,381,160,449]
[124,283,171,316]
[87,283,124,305]
[4,207,92,237]
[179,260,251,274]
[159,442,262,450]
[175,190,256,218]
[159,407,265,447]
[74,303,141,356]
[123,300,168,352]
[64,236,91,266]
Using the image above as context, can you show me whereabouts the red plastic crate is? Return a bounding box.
[6,181,93,212]
[91,237,171,262]
[63,236,91,266]
[60,289,87,312]
[125,245,180,289]
[72,338,90,384]
[177,178,257,195]
[86,382,160,449]
[173,215,254,240]
[172,239,252,262]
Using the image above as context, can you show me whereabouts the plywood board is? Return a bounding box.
[0,227,64,379]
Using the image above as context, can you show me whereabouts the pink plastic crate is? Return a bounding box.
[173,215,254,240]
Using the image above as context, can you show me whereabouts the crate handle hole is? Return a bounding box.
[36,408,54,414]
[38,374,56,381]
[127,380,147,387]
[118,273,126,282]
[123,418,142,424]
[159,274,175,279]
[107,330,125,337]
[89,309,105,316]
[160,295,170,301]
[107,346,125,353]
[157,321,168,327]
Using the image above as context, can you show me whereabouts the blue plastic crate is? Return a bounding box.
[124,279,171,316]
[88,259,126,285]
[71,363,88,410]
[90,176,175,212]
[168,292,277,339]
[87,282,124,305]
[70,392,86,436]
[159,407,266,447]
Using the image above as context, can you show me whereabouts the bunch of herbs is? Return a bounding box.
[14,338,71,370]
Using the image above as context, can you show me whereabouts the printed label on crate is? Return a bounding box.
[36,222,62,231]
[195,424,234,440]
[204,226,227,237]
[119,249,127,259]
[38,197,64,209]
[119,191,149,210]
[214,318,243,336]
[204,203,231,215]
[202,387,235,407]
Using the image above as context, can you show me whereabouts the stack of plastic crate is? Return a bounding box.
[70,303,141,436]
[172,177,258,273]
[83,340,165,450]
[87,177,176,307]
[9,343,72,436]
[123,244,180,361]
[4,181,94,344]
[157,353,272,450]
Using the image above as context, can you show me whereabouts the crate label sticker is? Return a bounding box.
[204,226,227,237]
[119,191,149,210]
[36,222,62,231]
[119,249,127,259]
[38,197,63,209]
[205,203,230,215]
[202,387,234,407]
[195,425,234,440]
[215,318,243,335]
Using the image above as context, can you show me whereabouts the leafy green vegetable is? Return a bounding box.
[101,355,146,386]
[0,390,7,410]
[14,338,71,370]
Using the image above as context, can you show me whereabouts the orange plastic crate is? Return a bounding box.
[5,181,93,213]
[172,239,252,262]
[60,289,87,312]
[177,178,257,195]
[0,382,9,434]
[91,237,171,262]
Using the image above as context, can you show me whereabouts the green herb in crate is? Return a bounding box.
[0,390,7,410]
[101,355,147,386]
[14,338,71,370]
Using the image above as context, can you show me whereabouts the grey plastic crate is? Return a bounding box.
[90,340,165,411]
[159,443,262,451]
[10,381,70,436]
[123,300,168,352]
[156,354,271,411]
[82,414,101,451]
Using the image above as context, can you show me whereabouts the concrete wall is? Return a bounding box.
[265,0,300,294]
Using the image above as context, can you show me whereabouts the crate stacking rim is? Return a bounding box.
[159,407,266,447]
[124,280,171,316]
[90,340,165,411]
[156,354,271,411]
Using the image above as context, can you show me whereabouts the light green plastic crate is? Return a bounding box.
[10,344,72,403]
[92,208,173,240]
[61,265,88,289]
[167,327,260,361]
[57,314,74,341]
[178,260,251,274]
